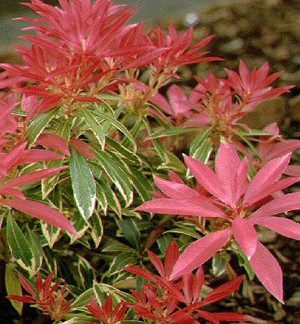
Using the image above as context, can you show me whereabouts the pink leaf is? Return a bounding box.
[215,142,242,206]
[264,140,300,161]
[246,177,300,204]
[168,171,185,184]
[243,154,291,206]
[167,84,191,116]
[5,166,66,187]
[154,176,225,216]
[233,157,249,203]
[249,192,300,219]
[0,187,26,200]
[135,198,225,218]
[149,91,173,115]
[284,165,300,177]
[1,142,27,171]
[170,229,231,280]
[251,216,300,240]
[184,155,225,201]
[249,242,283,303]
[232,218,258,259]
[2,199,77,234]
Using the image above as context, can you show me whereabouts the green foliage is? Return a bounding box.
[70,148,96,220]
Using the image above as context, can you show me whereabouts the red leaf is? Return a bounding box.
[199,276,244,307]
[147,250,164,277]
[7,294,34,303]
[36,133,70,156]
[123,265,157,282]
[16,149,64,165]
[207,312,250,322]
[69,138,95,159]
[164,241,180,278]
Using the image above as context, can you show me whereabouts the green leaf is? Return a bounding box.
[69,210,89,242]
[106,137,140,165]
[25,228,43,276]
[238,126,274,137]
[71,288,95,309]
[96,180,121,217]
[234,129,259,158]
[211,251,227,277]
[6,214,33,271]
[122,117,144,148]
[233,244,255,280]
[95,181,108,215]
[149,126,197,139]
[189,128,210,152]
[70,148,96,220]
[157,235,174,254]
[5,263,23,315]
[102,239,136,254]
[152,138,186,172]
[165,227,200,239]
[89,212,104,248]
[152,138,167,160]
[0,213,5,230]
[77,256,94,289]
[93,282,135,303]
[187,128,213,177]
[27,110,56,145]
[116,218,141,250]
[93,149,133,206]
[97,112,137,151]
[106,252,137,276]
[43,247,58,275]
[190,137,212,165]
[40,222,61,248]
[189,128,212,160]
[61,316,94,324]
[159,151,186,173]
[80,108,106,149]
[129,168,152,202]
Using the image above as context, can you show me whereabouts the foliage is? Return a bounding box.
[0,0,299,323]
